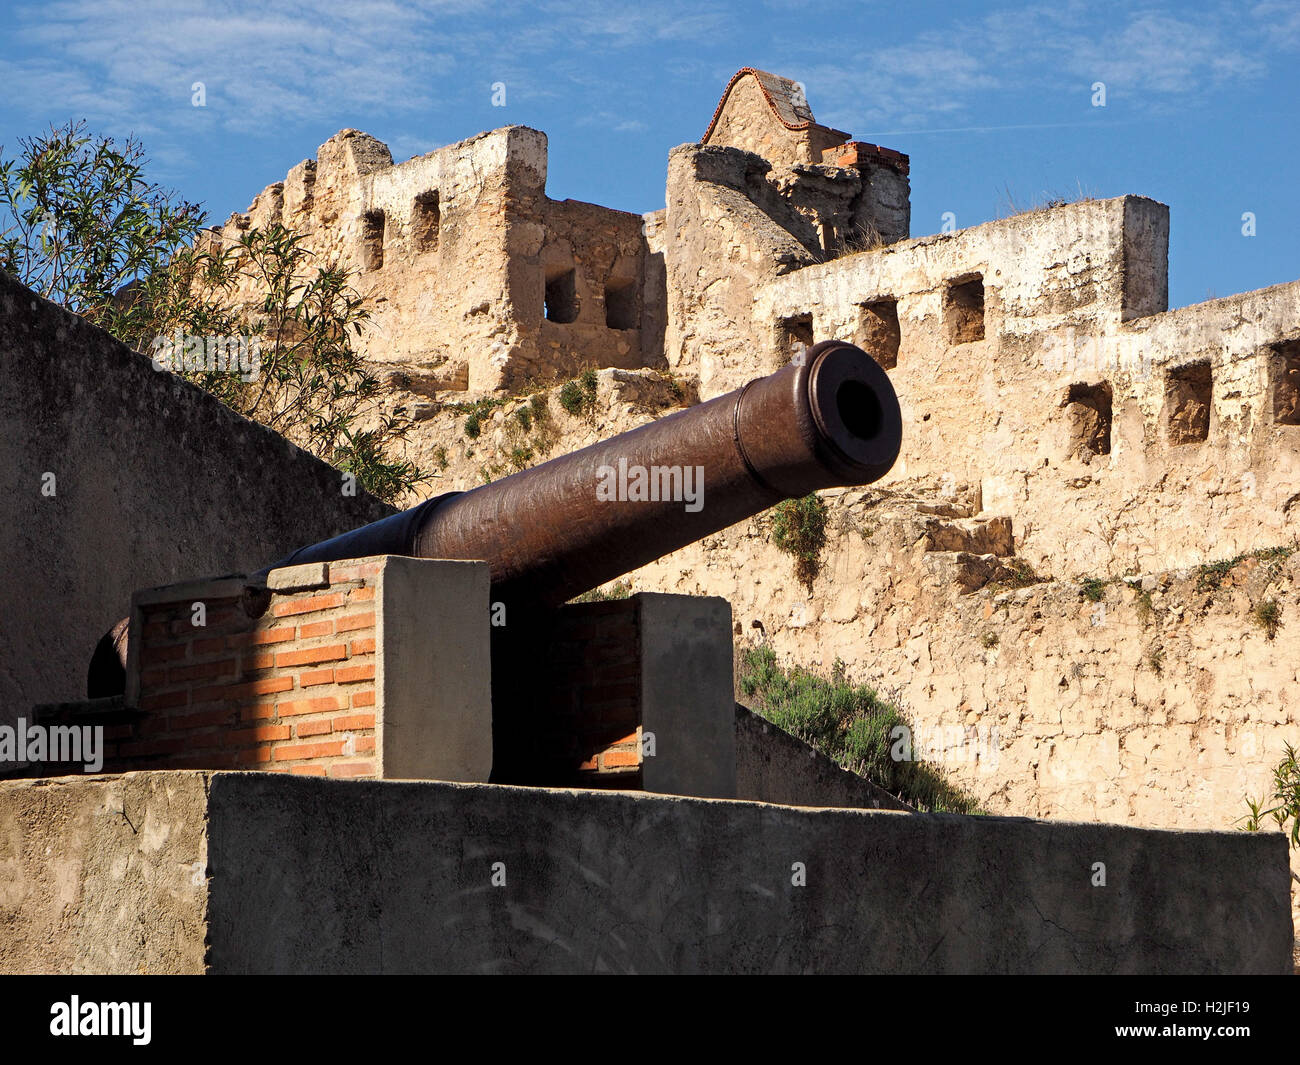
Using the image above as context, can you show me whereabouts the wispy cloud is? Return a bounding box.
[793,2,1281,136]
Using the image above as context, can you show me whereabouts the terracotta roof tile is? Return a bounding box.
[702,67,841,142]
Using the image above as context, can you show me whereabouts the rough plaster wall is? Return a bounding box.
[640,208,669,368]
[852,159,911,246]
[0,772,209,974]
[198,773,1291,973]
[0,272,392,720]
[507,194,652,387]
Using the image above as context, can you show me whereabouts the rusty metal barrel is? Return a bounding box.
[88,339,900,695]
[256,339,902,608]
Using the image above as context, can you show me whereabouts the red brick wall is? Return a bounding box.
[109,561,380,777]
[536,599,644,787]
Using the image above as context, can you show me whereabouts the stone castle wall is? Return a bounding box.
[759,198,1300,577]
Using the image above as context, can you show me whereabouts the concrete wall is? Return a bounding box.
[1,770,1290,974]
[0,772,210,974]
[0,271,391,724]
[638,594,735,799]
[735,704,910,811]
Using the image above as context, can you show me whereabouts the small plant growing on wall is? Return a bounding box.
[1135,588,1154,626]
[1253,598,1282,640]
[769,493,830,590]
[1079,577,1107,602]
[1147,645,1165,674]
[558,368,599,419]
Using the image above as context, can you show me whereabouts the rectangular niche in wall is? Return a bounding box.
[544,267,580,324]
[1271,339,1300,426]
[778,314,814,361]
[856,299,900,369]
[412,190,440,253]
[605,278,638,330]
[945,275,985,344]
[361,210,385,271]
[1165,362,1212,445]
[1064,381,1113,459]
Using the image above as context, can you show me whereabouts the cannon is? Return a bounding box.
[88,339,901,695]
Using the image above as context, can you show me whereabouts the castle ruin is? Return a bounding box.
[0,69,1295,973]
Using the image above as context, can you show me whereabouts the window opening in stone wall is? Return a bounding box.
[1165,362,1212,445]
[361,210,385,271]
[857,299,900,369]
[605,278,638,330]
[1064,381,1113,458]
[1271,339,1300,426]
[412,191,440,253]
[946,275,984,344]
[545,267,580,324]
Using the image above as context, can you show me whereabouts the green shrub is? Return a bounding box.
[1254,598,1282,640]
[1242,743,1300,881]
[1135,588,1154,626]
[1080,577,1107,602]
[558,370,599,419]
[769,493,830,590]
[737,646,982,814]
[1196,546,1296,592]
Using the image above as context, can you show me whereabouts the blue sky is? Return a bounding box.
[1,0,1296,309]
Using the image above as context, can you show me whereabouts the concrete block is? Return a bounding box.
[637,593,736,799]
[377,556,492,783]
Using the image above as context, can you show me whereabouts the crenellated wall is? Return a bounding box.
[758,197,1300,576]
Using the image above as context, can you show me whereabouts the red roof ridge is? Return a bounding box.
[702,67,831,143]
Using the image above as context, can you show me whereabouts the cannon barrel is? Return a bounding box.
[255,339,901,608]
[88,340,900,695]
